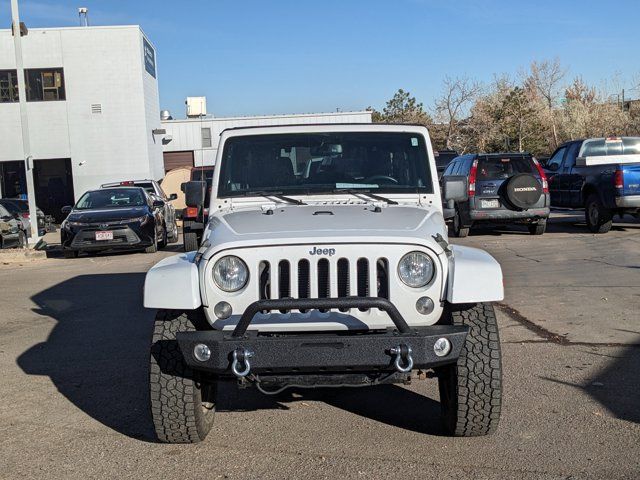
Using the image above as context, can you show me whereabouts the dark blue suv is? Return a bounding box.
[441,153,550,237]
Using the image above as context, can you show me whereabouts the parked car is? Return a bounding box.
[181,166,214,251]
[435,149,459,178]
[0,203,26,248]
[100,179,179,244]
[0,198,46,237]
[544,136,640,233]
[144,123,505,443]
[441,152,550,237]
[60,187,169,258]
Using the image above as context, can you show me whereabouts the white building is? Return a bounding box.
[0,25,163,218]
[161,110,372,171]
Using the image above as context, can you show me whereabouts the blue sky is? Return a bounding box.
[2,0,638,118]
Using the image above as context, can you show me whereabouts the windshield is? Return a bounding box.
[217,132,433,197]
[580,137,640,157]
[75,188,146,210]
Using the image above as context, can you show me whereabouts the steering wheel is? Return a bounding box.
[362,175,399,185]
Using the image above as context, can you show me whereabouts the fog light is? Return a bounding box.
[214,301,232,319]
[193,344,211,362]
[415,296,434,315]
[433,337,451,357]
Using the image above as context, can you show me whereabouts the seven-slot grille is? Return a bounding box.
[258,257,390,311]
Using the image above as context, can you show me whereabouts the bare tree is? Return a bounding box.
[523,59,566,148]
[434,76,482,150]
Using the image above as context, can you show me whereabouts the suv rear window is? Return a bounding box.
[477,156,536,180]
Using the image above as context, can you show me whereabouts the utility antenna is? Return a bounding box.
[78,7,89,27]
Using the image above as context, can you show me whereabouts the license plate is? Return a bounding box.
[480,199,500,209]
[95,230,113,241]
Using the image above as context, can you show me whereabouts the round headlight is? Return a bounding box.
[398,251,434,288]
[213,256,249,292]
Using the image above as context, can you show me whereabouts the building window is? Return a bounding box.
[201,127,212,148]
[0,70,19,103]
[25,68,66,101]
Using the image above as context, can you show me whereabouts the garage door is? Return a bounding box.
[163,151,194,172]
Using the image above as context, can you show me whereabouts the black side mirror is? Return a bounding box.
[546,163,559,172]
[61,205,72,215]
[184,181,206,208]
[168,193,178,201]
[152,199,165,209]
[443,175,468,203]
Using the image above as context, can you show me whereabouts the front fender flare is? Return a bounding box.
[446,245,504,304]
[143,252,201,310]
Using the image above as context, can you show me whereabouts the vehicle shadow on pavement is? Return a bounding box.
[17,273,158,442]
[540,342,640,425]
[216,382,444,435]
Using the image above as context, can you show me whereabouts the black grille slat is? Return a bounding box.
[317,259,330,298]
[337,258,349,312]
[357,258,369,311]
[278,261,290,299]
[259,261,270,300]
[377,258,389,299]
[298,260,310,299]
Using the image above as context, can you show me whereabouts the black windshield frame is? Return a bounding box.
[217,132,434,198]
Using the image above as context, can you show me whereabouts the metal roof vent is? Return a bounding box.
[91,103,102,114]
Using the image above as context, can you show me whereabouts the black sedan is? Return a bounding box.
[60,187,168,258]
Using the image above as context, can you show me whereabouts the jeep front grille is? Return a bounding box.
[258,256,389,311]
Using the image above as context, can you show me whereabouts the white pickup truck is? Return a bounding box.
[144,124,504,443]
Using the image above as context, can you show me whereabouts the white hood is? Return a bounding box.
[202,204,448,258]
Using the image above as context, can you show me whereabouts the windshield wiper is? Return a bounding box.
[333,189,398,205]
[240,191,307,205]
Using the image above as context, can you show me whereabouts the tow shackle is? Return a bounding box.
[231,347,254,378]
[389,344,414,373]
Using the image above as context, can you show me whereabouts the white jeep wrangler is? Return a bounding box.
[144,124,504,443]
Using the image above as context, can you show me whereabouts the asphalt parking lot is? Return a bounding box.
[1,212,639,479]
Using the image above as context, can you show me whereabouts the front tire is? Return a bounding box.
[437,303,502,436]
[158,223,168,250]
[149,309,216,443]
[145,235,158,253]
[585,193,612,234]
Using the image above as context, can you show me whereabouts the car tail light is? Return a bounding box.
[21,212,30,219]
[185,207,198,218]
[120,181,134,186]
[532,158,549,193]
[614,169,624,189]
[468,159,478,197]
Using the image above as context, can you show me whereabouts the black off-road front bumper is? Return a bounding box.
[177,297,468,377]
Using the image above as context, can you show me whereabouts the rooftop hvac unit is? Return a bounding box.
[186,97,207,118]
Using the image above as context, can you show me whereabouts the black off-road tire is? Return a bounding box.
[528,219,547,235]
[183,231,199,252]
[437,303,502,436]
[585,193,612,234]
[452,207,470,238]
[150,309,216,443]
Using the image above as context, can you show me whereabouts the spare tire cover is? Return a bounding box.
[503,173,542,210]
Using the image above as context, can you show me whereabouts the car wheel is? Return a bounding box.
[145,234,158,253]
[437,303,502,436]
[158,223,168,250]
[17,230,27,248]
[585,193,612,234]
[452,207,470,238]
[64,249,79,258]
[150,309,216,443]
[183,231,199,252]
[528,219,547,235]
